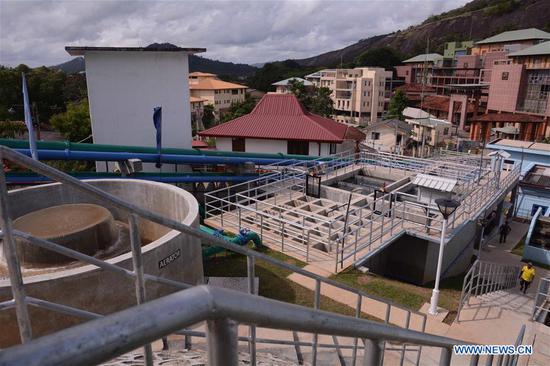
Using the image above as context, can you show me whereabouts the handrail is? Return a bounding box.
[0,147,428,366]
[457,260,521,322]
[0,285,468,366]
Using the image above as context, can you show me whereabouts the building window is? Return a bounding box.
[232,89,239,95]
[232,138,245,152]
[287,140,309,155]
[329,143,337,154]
[502,72,509,80]
[371,132,380,140]
[464,62,468,68]
[443,128,449,135]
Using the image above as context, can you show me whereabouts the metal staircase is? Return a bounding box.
[0,147,527,366]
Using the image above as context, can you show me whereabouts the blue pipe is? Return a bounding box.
[15,149,302,166]
[6,173,257,185]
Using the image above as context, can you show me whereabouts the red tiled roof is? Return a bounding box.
[199,94,365,142]
[192,140,209,148]
[397,84,436,93]
[422,95,477,113]
[472,112,545,123]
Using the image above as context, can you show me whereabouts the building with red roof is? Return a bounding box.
[199,94,365,156]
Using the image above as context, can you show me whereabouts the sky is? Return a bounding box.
[0,0,471,67]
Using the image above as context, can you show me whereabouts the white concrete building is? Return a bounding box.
[305,67,392,126]
[364,119,412,153]
[66,45,205,171]
[199,94,365,156]
[406,117,452,148]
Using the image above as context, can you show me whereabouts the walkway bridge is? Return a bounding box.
[0,147,529,366]
[205,150,520,273]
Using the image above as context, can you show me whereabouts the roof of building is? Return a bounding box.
[272,77,313,86]
[413,174,457,192]
[189,72,217,77]
[305,71,321,78]
[192,140,210,149]
[472,112,545,123]
[508,40,550,57]
[406,117,451,127]
[66,45,206,56]
[489,139,550,153]
[397,83,436,93]
[366,119,412,134]
[402,53,443,63]
[190,96,206,103]
[421,95,477,114]
[475,28,550,45]
[522,164,550,189]
[199,94,365,142]
[189,78,247,90]
[403,107,435,119]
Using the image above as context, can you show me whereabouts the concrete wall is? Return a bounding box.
[214,137,341,157]
[84,51,193,172]
[0,179,202,347]
[246,139,287,154]
[487,63,525,113]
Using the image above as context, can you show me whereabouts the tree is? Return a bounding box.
[202,104,216,129]
[355,47,403,70]
[310,87,334,117]
[287,79,311,107]
[386,90,408,120]
[50,99,91,141]
[221,95,258,123]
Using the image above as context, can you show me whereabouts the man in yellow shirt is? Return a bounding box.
[519,262,536,294]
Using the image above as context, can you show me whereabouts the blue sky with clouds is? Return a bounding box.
[0,0,470,67]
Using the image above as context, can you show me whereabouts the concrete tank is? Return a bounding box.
[0,179,203,347]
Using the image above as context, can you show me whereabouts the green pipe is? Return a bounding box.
[200,225,263,258]
[0,138,320,161]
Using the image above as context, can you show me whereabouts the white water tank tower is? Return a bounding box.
[66,45,206,172]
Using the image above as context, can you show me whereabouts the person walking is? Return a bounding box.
[499,220,511,243]
[519,262,536,294]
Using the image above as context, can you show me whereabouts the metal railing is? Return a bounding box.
[0,285,472,366]
[457,260,521,322]
[532,277,550,323]
[205,149,519,273]
[0,146,427,366]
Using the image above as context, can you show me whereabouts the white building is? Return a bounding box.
[305,67,392,126]
[405,117,452,150]
[364,119,412,153]
[66,45,205,171]
[199,94,365,156]
[272,77,313,94]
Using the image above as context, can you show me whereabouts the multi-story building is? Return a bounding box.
[395,29,550,139]
[444,41,474,60]
[470,41,550,142]
[305,67,392,126]
[188,72,247,120]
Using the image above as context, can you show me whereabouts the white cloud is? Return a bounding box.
[0,0,470,67]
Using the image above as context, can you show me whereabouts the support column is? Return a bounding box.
[207,318,238,366]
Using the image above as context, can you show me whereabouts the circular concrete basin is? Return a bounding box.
[13,203,118,265]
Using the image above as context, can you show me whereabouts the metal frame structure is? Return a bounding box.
[0,147,529,366]
[457,260,521,322]
[205,149,520,272]
[0,146,427,366]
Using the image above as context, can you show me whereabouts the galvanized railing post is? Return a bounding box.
[312,279,321,365]
[0,160,33,343]
[351,294,362,366]
[207,318,238,366]
[439,347,452,366]
[247,256,257,366]
[128,214,154,366]
[363,338,382,366]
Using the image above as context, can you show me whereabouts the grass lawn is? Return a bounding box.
[331,268,465,324]
[203,247,379,321]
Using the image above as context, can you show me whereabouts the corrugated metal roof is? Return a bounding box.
[508,41,550,57]
[189,78,247,90]
[272,77,313,86]
[475,28,550,45]
[402,53,443,63]
[199,94,365,142]
[413,174,457,192]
